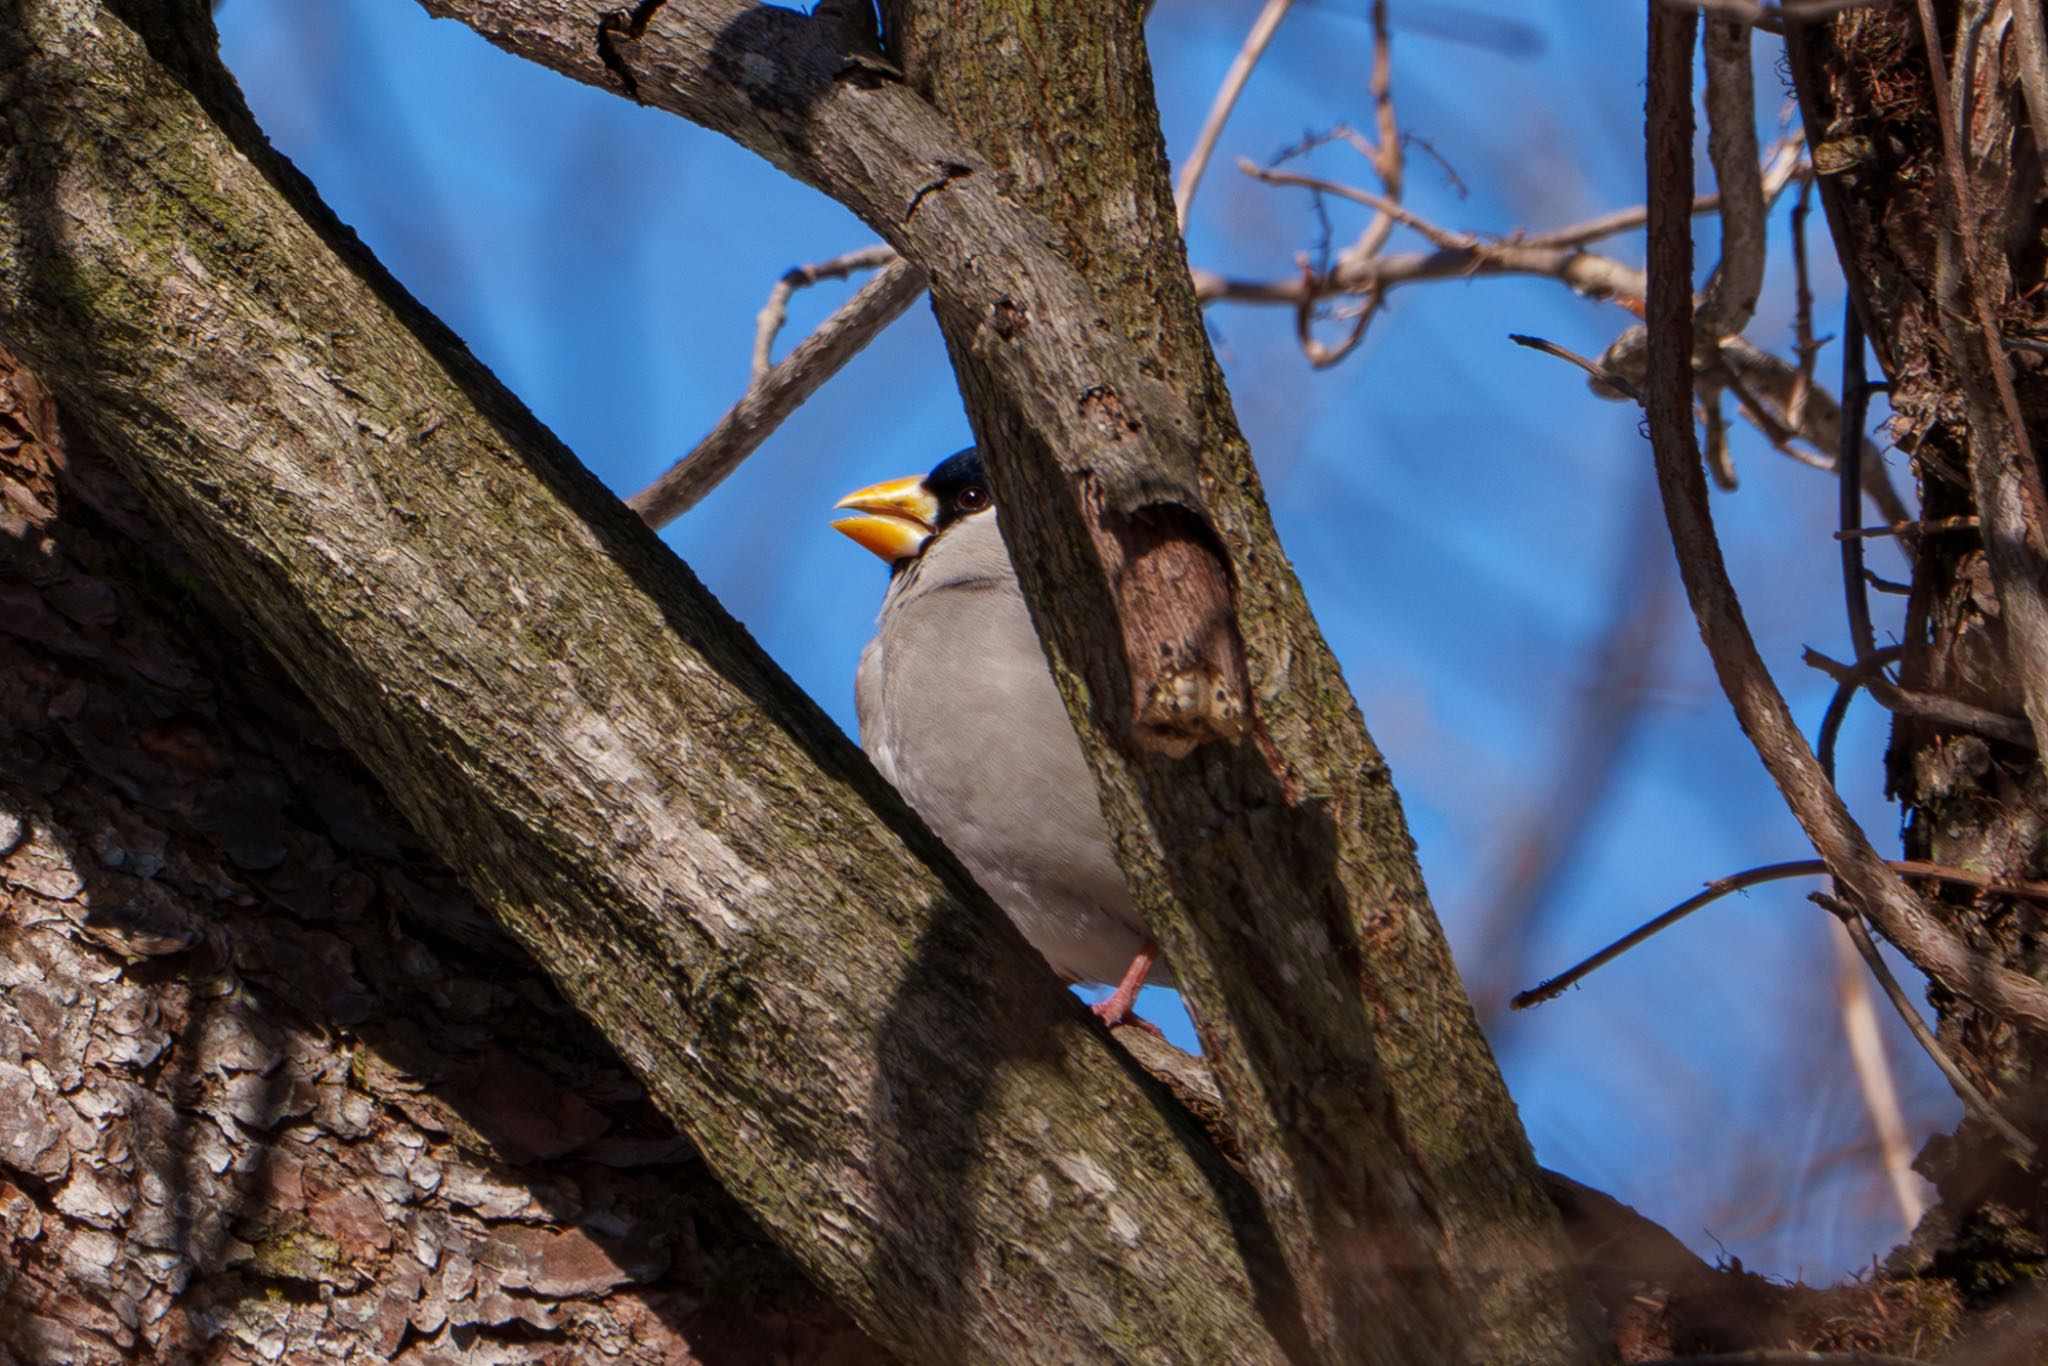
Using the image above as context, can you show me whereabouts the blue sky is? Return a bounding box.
[216,0,1940,1280]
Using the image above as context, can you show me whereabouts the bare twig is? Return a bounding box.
[1809,641,1926,1237]
[1702,390,1738,489]
[1208,140,1801,307]
[1346,0,1402,263]
[1644,0,2048,1026]
[1520,137,1803,249]
[1818,894,2038,1164]
[1508,333,1642,401]
[1698,13,1767,342]
[1174,0,1295,228]
[1803,647,2035,747]
[1194,235,1651,312]
[1520,193,1717,250]
[1511,856,2048,1010]
[1717,335,1915,525]
[1836,515,1979,540]
[628,258,925,528]
[1213,128,1908,514]
[1785,176,1822,436]
[1241,162,1470,250]
[751,244,899,381]
[1816,647,1906,786]
[2010,0,2048,170]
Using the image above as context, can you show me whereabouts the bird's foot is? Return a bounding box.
[1091,939,1164,1034]
[1090,993,1164,1036]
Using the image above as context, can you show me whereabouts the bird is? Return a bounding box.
[832,449,1166,1030]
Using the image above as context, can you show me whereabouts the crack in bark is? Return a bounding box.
[595,0,668,102]
[903,160,972,221]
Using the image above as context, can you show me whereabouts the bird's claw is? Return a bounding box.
[1091,996,1164,1036]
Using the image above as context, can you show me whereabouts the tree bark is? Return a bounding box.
[419,0,1604,1359]
[0,346,887,1362]
[1786,0,2048,1304]
[0,3,1305,1361]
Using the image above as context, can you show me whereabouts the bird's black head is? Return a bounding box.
[832,448,995,566]
[924,448,993,532]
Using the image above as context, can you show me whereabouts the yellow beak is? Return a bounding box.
[832,475,941,563]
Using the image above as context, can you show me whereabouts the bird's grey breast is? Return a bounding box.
[852,512,1162,986]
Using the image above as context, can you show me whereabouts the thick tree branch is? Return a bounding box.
[876,1,1603,1359]
[415,0,1603,1359]
[0,5,1302,1360]
[1912,0,2048,766]
[419,0,1250,755]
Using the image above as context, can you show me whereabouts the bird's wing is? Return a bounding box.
[854,633,895,786]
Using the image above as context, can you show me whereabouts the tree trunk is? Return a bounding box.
[0,347,886,1362]
[1787,0,2048,1306]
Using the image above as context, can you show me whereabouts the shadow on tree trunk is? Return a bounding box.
[0,349,887,1361]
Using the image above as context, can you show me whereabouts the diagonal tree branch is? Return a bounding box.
[423,0,1604,1359]
[0,4,1304,1360]
[877,1,1604,1359]
[421,0,1252,755]
[627,255,924,528]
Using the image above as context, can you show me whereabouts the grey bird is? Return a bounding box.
[833,450,1166,1029]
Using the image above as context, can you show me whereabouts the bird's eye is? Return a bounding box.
[956,487,990,512]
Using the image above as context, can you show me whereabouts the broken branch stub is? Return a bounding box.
[1093,495,1252,757]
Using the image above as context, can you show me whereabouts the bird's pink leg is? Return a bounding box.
[1090,939,1163,1035]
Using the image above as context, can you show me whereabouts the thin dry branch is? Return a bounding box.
[1240,161,1470,250]
[1803,647,2035,747]
[1837,305,1878,660]
[1809,634,1926,1238]
[1827,919,1930,1234]
[2010,0,2048,169]
[1642,1,2048,1027]
[1346,0,1403,264]
[1785,176,1823,436]
[1202,137,1798,309]
[1221,1,1403,367]
[1510,333,1643,401]
[1512,856,2048,1010]
[1698,14,1767,341]
[1174,0,1295,228]
[751,243,899,380]
[1816,646,1905,792]
[628,257,925,528]
[1208,133,1904,507]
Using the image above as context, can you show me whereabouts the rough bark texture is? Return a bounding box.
[0,3,1305,1361]
[415,0,1602,1357]
[0,348,887,1363]
[1787,0,2048,1320]
[875,2,1600,1360]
